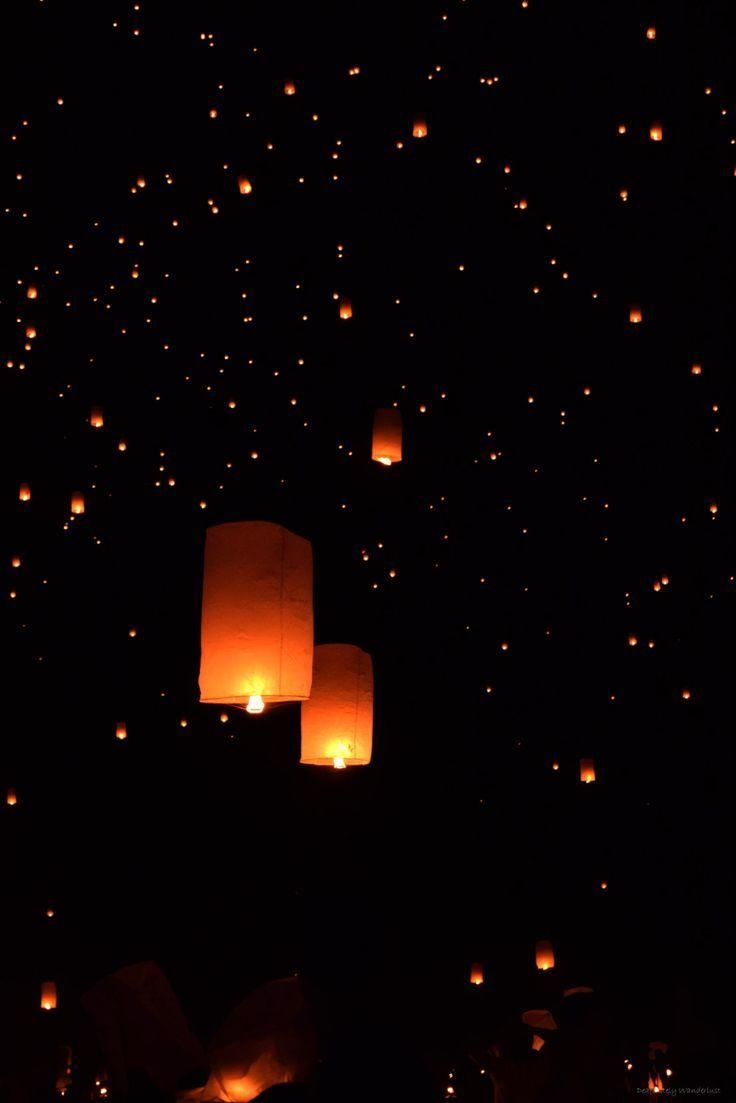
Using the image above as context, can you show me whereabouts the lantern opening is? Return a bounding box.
[246,694,265,714]
[333,757,346,770]
[376,456,392,466]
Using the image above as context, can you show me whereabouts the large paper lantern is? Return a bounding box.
[90,407,104,428]
[300,644,372,767]
[372,409,403,466]
[579,758,596,783]
[535,940,555,971]
[199,521,313,714]
[41,982,57,1011]
[71,492,85,515]
[413,116,428,138]
[469,963,485,986]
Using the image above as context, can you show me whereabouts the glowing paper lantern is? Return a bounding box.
[372,409,403,466]
[115,722,127,741]
[469,963,485,986]
[19,483,31,502]
[535,940,555,971]
[284,81,296,96]
[238,176,253,195]
[41,982,57,1011]
[338,298,353,320]
[199,521,313,713]
[6,788,17,806]
[71,492,85,515]
[580,758,596,783]
[413,117,428,138]
[90,407,104,428]
[649,122,663,142]
[300,644,372,767]
[629,305,643,324]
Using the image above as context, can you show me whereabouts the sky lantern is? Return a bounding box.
[372,408,403,466]
[535,940,555,971]
[19,483,31,502]
[469,963,485,986]
[300,644,373,767]
[649,122,663,142]
[40,982,57,1011]
[284,80,296,95]
[629,304,643,324]
[580,758,596,783]
[237,176,253,195]
[6,788,17,806]
[199,521,313,714]
[90,407,104,428]
[115,722,127,741]
[26,284,38,300]
[71,492,85,515]
[413,116,428,138]
[338,298,353,320]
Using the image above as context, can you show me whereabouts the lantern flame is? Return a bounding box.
[333,756,346,769]
[246,694,265,714]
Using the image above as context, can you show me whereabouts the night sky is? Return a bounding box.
[1,0,733,1099]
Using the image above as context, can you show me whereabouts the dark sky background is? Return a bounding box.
[0,0,733,1097]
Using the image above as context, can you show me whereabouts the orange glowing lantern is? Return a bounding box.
[115,722,127,741]
[412,117,428,138]
[19,483,31,502]
[199,521,313,713]
[238,176,253,195]
[629,305,643,324]
[27,285,38,300]
[580,758,596,783]
[6,788,17,806]
[90,407,104,428]
[338,298,353,320]
[372,409,403,466]
[469,963,485,986]
[649,122,663,142]
[284,81,296,96]
[300,644,373,767]
[41,982,57,1011]
[535,940,555,971]
[71,492,85,515]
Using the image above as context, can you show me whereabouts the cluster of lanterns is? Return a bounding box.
[199,521,373,768]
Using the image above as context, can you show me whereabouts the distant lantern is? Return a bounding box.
[90,407,104,428]
[629,304,642,324]
[469,963,485,986]
[300,644,373,767]
[580,758,596,783]
[199,521,313,714]
[372,408,403,466]
[284,81,296,96]
[19,483,31,502]
[41,982,57,1011]
[649,122,663,142]
[646,26,657,40]
[71,492,85,515]
[115,722,127,741]
[6,788,17,806]
[535,940,555,971]
[237,176,253,195]
[339,298,353,320]
[413,116,428,138]
[27,285,38,300]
